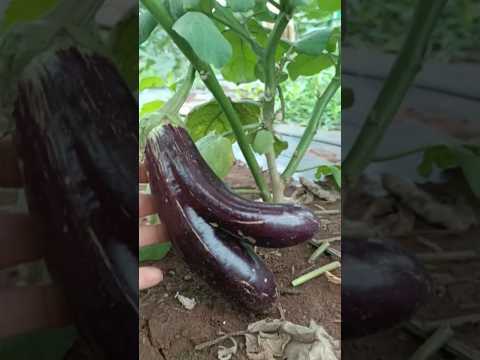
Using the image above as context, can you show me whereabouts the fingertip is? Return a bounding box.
[139,266,163,290]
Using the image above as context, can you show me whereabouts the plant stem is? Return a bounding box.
[141,0,271,202]
[308,241,330,263]
[292,261,341,287]
[282,65,340,180]
[262,12,290,202]
[342,0,448,185]
[372,145,432,162]
[409,325,454,360]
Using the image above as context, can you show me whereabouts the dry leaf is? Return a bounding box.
[174,292,196,310]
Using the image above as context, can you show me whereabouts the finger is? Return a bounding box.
[139,192,157,217]
[0,136,22,188]
[0,285,71,339]
[0,213,45,269]
[139,223,169,247]
[139,266,163,290]
[139,162,148,183]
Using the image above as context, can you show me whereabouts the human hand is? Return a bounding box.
[139,162,169,290]
[0,136,71,339]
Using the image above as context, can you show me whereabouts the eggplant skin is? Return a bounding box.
[152,124,320,248]
[342,238,432,339]
[146,127,278,311]
[14,45,138,359]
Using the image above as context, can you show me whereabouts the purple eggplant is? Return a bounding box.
[342,237,432,339]
[14,44,138,359]
[146,127,278,311]
[149,124,319,248]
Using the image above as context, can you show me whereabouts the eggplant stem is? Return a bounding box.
[308,242,330,263]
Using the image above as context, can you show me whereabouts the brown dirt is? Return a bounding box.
[343,175,480,359]
[139,166,341,360]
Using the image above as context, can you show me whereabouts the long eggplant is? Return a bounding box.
[150,124,320,248]
[342,237,431,339]
[14,43,138,359]
[146,126,278,311]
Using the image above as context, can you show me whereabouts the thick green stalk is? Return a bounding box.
[342,0,448,185]
[262,12,290,202]
[281,66,340,180]
[141,0,271,201]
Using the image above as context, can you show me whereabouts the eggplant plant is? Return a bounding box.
[139,0,341,203]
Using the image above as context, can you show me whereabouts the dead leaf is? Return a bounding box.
[218,337,237,360]
[174,292,196,310]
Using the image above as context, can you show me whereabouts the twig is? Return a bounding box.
[310,236,341,246]
[326,247,341,259]
[291,261,341,287]
[415,236,443,253]
[308,242,330,263]
[195,331,249,351]
[278,287,302,295]
[408,324,454,360]
[421,314,480,332]
[417,251,479,263]
[315,209,341,215]
[404,320,480,360]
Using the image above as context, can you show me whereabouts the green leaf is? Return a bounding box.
[228,0,255,12]
[0,0,58,31]
[452,147,480,197]
[186,100,261,141]
[287,54,333,80]
[167,0,186,19]
[0,325,77,360]
[221,31,258,84]
[140,100,165,118]
[274,135,289,157]
[294,28,332,56]
[173,12,232,68]
[139,9,158,45]
[326,27,340,53]
[318,0,340,12]
[197,134,235,178]
[111,9,138,91]
[315,165,341,188]
[252,129,274,154]
[140,243,172,262]
[139,76,165,91]
[417,145,457,177]
[247,20,289,60]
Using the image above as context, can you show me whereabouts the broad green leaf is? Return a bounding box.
[111,9,138,90]
[173,12,232,68]
[1,0,57,31]
[0,325,77,360]
[287,53,333,80]
[417,145,457,177]
[452,147,480,197]
[140,100,165,118]
[197,134,235,178]
[183,0,201,10]
[139,9,158,44]
[167,0,186,19]
[274,135,289,157]
[252,129,274,154]
[139,76,165,91]
[140,243,172,262]
[315,165,341,188]
[221,31,257,84]
[318,0,340,12]
[228,0,255,12]
[186,100,261,141]
[294,28,332,56]
[326,27,340,53]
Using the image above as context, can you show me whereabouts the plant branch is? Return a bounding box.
[261,11,291,202]
[282,64,340,181]
[141,0,271,202]
[342,0,448,185]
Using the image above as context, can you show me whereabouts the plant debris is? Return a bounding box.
[174,292,196,310]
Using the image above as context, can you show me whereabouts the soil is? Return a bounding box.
[139,164,341,360]
[343,175,480,359]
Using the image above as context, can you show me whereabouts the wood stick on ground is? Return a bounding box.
[310,236,341,245]
[417,250,479,263]
[421,314,480,332]
[326,247,341,258]
[308,242,330,263]
[195,331,249,351]
[404,320,480,360]
[315,209,341,215]
[408,324,454,360]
